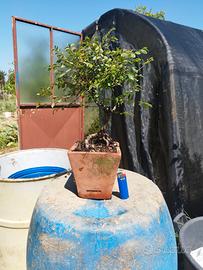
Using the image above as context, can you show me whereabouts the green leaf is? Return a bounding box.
[40,27,153,118]
[127,73,135,81]
[139,100,153,109]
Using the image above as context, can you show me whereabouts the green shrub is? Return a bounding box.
[135,5,165,20]
[52,28,153,126]
[4,70,15,95]
[0,96,16,113]
[0,124,18,149]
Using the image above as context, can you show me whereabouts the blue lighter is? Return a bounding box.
[117,170,129,199]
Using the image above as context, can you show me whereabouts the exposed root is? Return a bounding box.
[74,130,119,153]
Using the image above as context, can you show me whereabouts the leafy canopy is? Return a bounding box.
[50,29,153,114]
[4,70,15,95]
[135,5,165,20]
[0,71,6,84]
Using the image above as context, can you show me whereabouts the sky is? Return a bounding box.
[0,0,203,74]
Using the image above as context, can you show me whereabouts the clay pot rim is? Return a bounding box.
[68,142,121,156]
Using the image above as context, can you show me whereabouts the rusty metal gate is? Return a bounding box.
[12,17,84,149]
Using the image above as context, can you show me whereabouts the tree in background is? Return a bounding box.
[0,71,6,86]
[135,5,165,20]
[4,69,15,95]
[0,71,6,96]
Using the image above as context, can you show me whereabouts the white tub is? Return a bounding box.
[0,148,70,270]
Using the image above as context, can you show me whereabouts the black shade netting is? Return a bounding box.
[83,9,203,217]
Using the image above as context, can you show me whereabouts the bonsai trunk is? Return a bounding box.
[68,111,121,199]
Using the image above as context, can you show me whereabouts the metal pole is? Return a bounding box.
[49,28,54,98]
[12,16,22,148]
[12,16,20,108]
[13,16,81,36]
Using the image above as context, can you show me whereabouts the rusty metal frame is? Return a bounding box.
[12,16,82,107]
[12,16,84,148]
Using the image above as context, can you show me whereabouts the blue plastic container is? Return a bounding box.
[27,170,177,270]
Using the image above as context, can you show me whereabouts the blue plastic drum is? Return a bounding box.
[27,170,177,270]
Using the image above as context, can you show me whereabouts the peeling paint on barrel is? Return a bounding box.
[27,170,177,270]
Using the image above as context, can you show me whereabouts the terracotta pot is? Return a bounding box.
[67,144,121,199]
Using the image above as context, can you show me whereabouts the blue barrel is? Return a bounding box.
[27,170,177,270]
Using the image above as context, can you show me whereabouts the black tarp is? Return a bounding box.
[83,9,203,217]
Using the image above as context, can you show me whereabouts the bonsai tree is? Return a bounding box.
[47,29,153,152]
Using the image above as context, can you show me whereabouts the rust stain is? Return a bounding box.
[19,107,84,149]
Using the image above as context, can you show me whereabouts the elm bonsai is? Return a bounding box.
[47,29,153,152]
